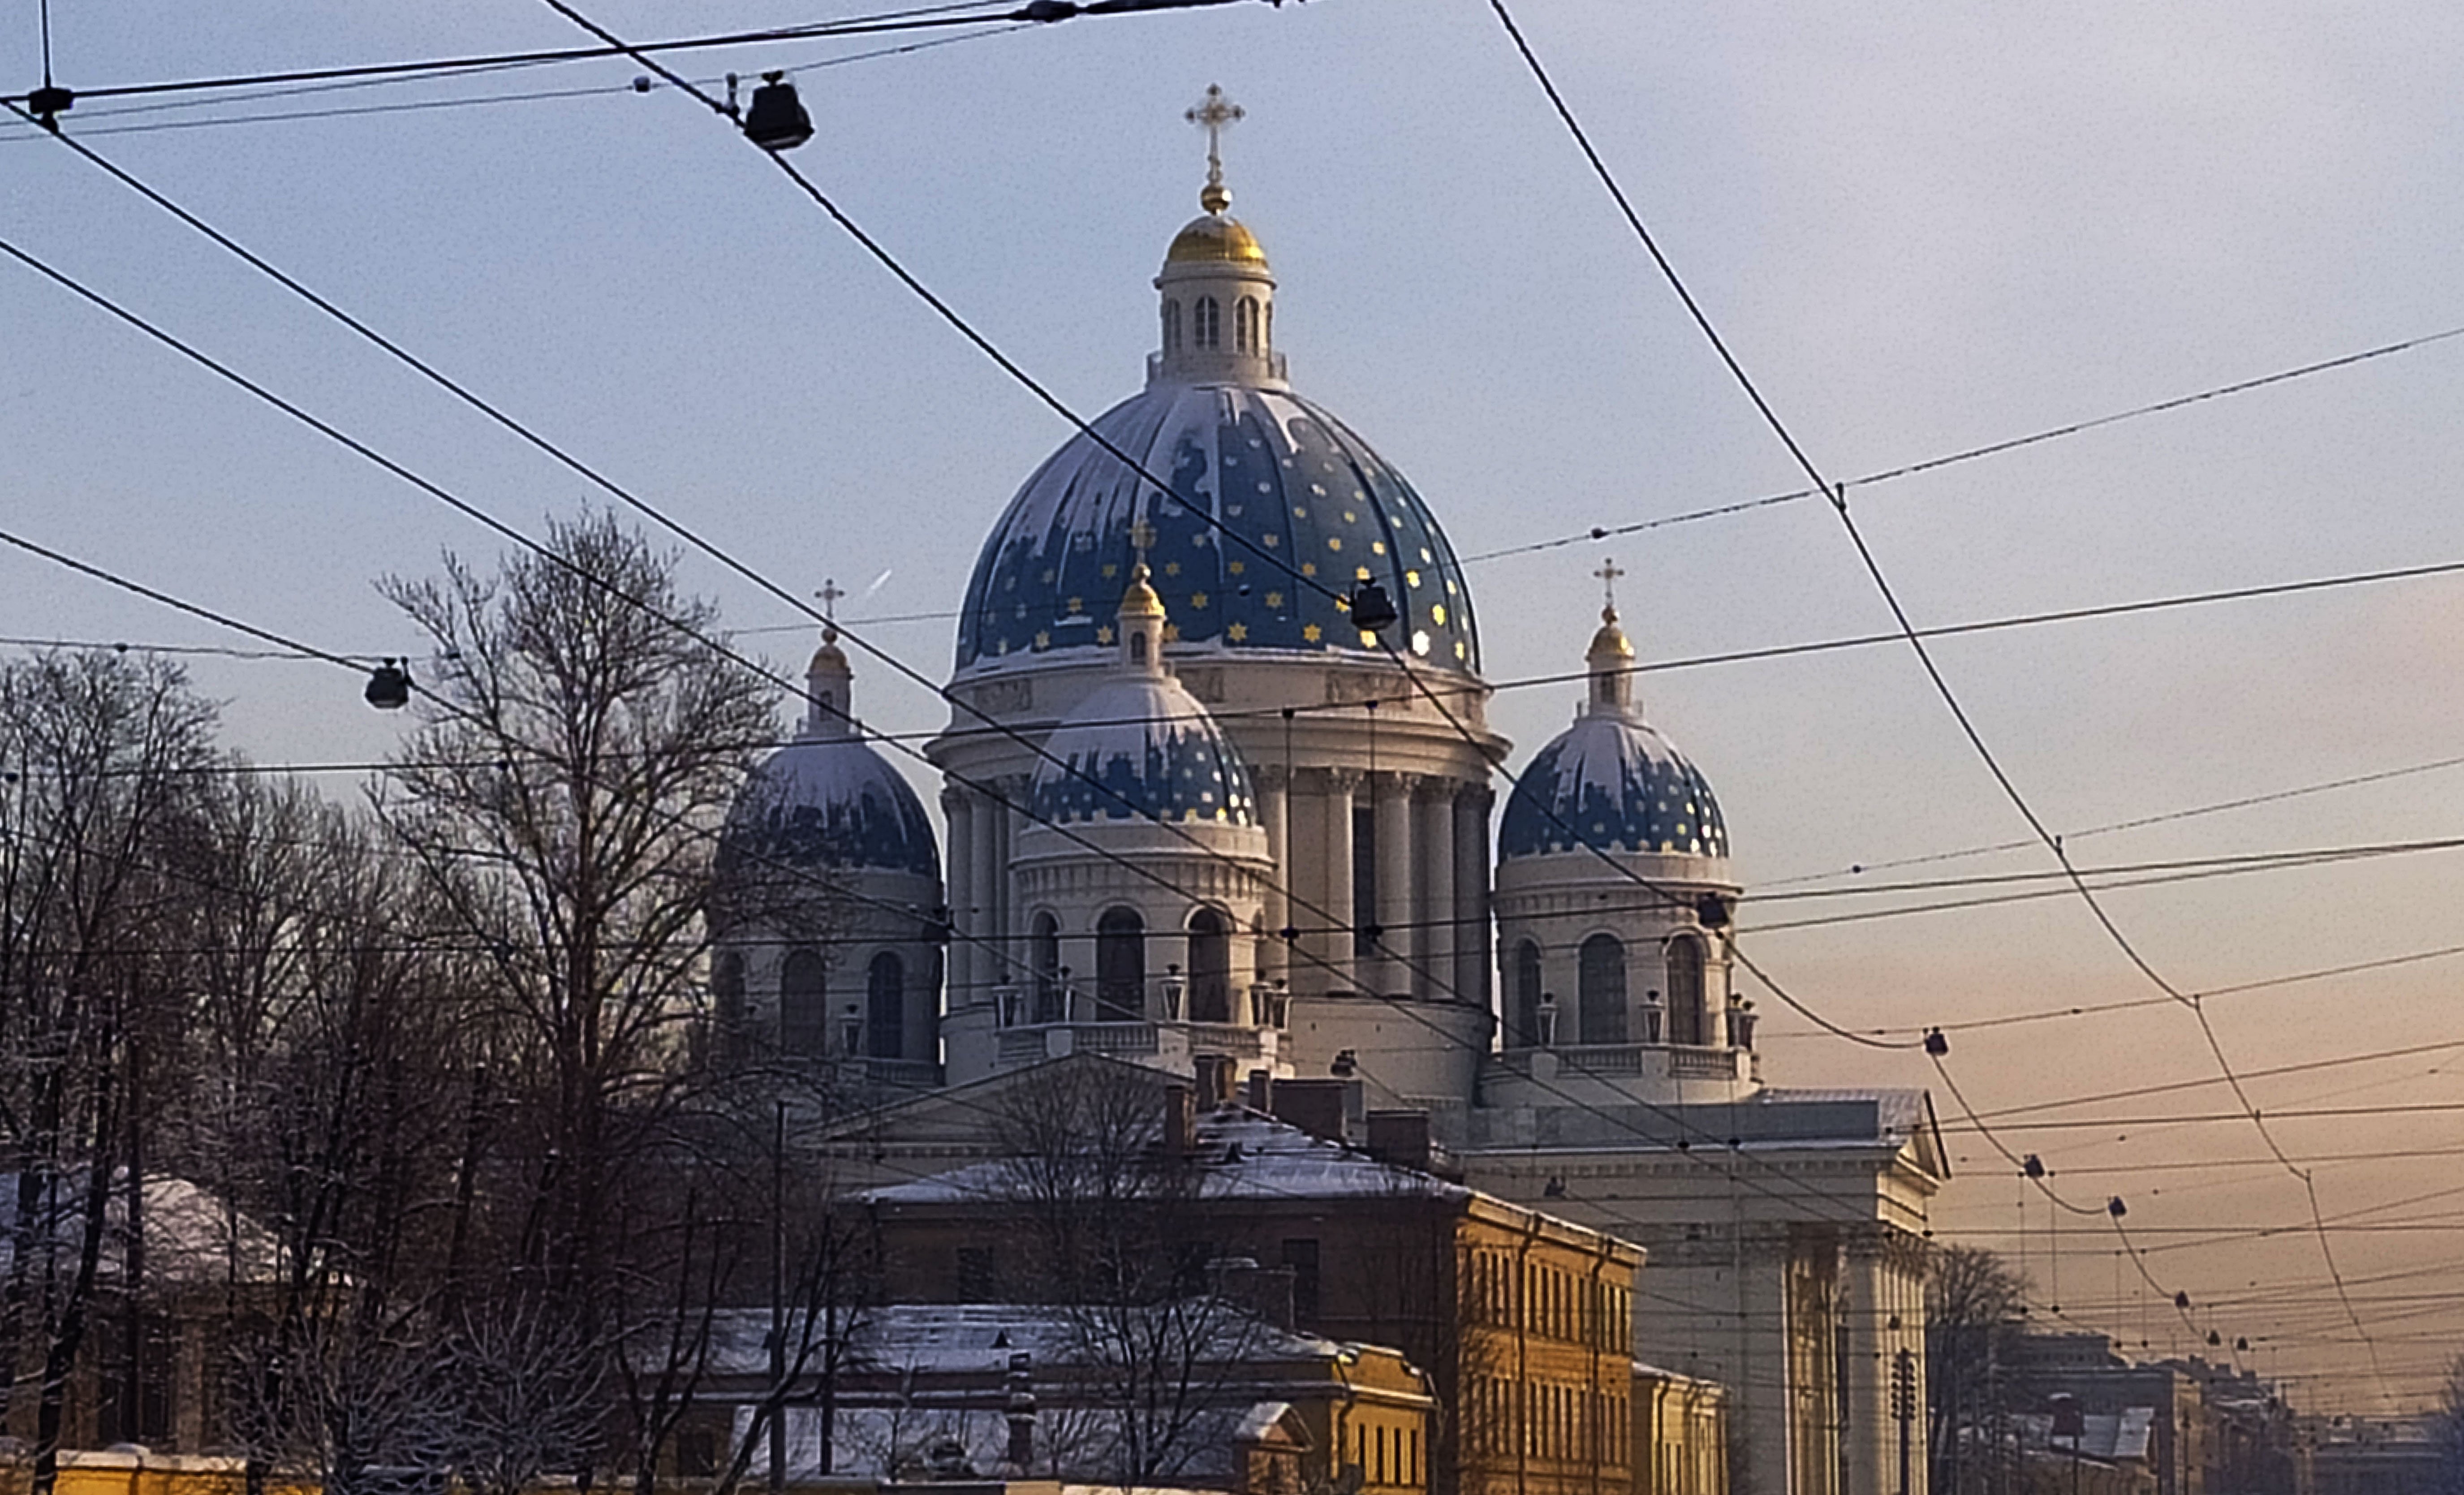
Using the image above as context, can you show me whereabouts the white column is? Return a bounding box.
[1323,768,1358,994]
[1455,785,1491,1010]
[942,790,974,1011]
[1258,767,1290,988]
[969,787,1001,1008]
[1374,772,1415,997]
[1419,780,1455,1003]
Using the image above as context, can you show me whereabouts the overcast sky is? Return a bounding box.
[7,1,2463,1408]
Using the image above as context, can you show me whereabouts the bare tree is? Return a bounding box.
[1928,1244,2033,1495]
[0,651,217,1493]
[988,1064,1273,1489]
[374,511,775,1336]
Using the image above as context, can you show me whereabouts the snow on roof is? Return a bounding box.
[0,1172,282,1286]
[2013,1409,2158,1464]
[696,1301,1350,1380]
[861,1106,1471,1208]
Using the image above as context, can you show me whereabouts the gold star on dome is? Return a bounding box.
[1098,624,1116,645]
[1034,630,1051,649]
[1301,562,1317,577]
[1228,560,1245,576]
[1264,590,1284,609]
[1302,623,1322,643]
[1227,621,1249,642]
[1405,569,1422,587]
[1163,621,1181,642]
[1164,561,1181,577]
[1262,534,1279,547]
[1102,562,1119,579]
[1190,592,1209,610]
[1327,537,1342,551]
[1067,596,1084,614]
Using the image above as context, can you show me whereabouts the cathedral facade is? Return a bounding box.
[719,123,1946,1495]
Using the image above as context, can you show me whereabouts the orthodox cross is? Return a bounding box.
[1594,558,1625,615]
[816,578,844,639]
[1186,84,1244,212]
[1129,517,1158,573]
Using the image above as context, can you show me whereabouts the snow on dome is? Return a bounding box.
[1499,711,1728,861]
[1030,673,1257,827]
[728,736,939,878]
[956,384,1479,676]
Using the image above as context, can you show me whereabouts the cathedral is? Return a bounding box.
[716,94,1949,1495]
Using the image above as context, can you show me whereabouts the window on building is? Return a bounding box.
[1194,295,1221,349]
[1097,907,1146,1019]
[1189,906,1232,1022]
[956,1245,997,1298]
[1667,935,1707,1045]
[1282,1236,1321,1321]
[780,947,827,1054]
[1032,913,1063,1023]
[1513,940,1543,1047]
[1162,297,1181,352]
[1352,804,1378,956]
[1236,295,1258,352]
[866,951,904,1059]
[713,950,745,1035]
[1579,933,1628,1044]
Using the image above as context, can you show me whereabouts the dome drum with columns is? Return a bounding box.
[715,624,947,1090]
[1484,590,1753,1108]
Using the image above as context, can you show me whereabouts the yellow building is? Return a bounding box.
[1633,1366,1727,1495]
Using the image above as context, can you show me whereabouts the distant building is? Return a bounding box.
[674,1302,1433,1495]
[831,1064,1651,1495]
[1634,1364,1727,1495]
[2307,1418,2442,1495]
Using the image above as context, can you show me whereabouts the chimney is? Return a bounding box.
[1004,1352,1037,1469]
[1267,1080,1353,1145]
[1246,1068,1273,1114]
[1164,1082,1196,1156]
[1366,1110,1432,1173]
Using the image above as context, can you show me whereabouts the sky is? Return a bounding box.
[7,0,2464,1410]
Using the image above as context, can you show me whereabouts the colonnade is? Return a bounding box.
[939,770,1494,1019]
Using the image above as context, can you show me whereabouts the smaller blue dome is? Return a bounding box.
[1031,676,1257,827]
[730,736,940,878]
[1499,712,1728,861]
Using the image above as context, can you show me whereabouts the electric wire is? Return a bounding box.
[1486,0,2393,1400]
[1457,322,2464,565]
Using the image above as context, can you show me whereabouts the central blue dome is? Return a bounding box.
[957,384,1479,675]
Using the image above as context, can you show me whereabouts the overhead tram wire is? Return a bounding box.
[0,27,1030,145]
[1486,0,2393,1400]
[1456,321,2464,566]
[0,0,1114,109]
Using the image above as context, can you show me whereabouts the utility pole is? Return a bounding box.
[770,1098,786,1495]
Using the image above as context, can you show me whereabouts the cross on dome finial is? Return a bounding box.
[1129,516,1158,573]
[817,578,844,642]
[1594,557,1626,622]
[1186,84,1244,214]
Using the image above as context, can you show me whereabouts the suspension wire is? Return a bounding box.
[1486,0,2393,1403]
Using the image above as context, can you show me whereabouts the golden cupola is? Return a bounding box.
[1152,85,1285,391]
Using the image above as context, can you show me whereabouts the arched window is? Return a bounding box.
[1096,908,1146,1020]
[1235,296,1258,353]
[1578,934,1628,1045]
[866,951,904,1059]
[1131,631,1148,664]
[1512,940,1544,1048]
[1189,907,1231,1022]
[1162,297,1182,352]
[1193,296,1221,349]
[1264,302,1273,351]
[780,948,827,1055]
[1667,935,1707,1046]
[1032,913,1063,1024]
[713,951,745,1031]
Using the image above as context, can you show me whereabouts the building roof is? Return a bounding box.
[728,732,940,878]
[695,1301,1355,1380]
